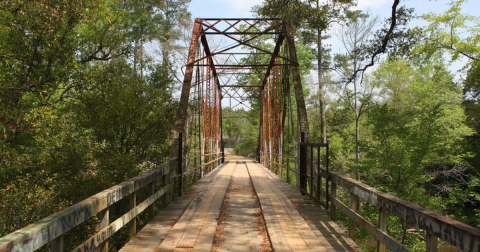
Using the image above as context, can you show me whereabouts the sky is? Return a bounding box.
[188,0,480,30]
[188,0,479,58]
[186,0,479,109]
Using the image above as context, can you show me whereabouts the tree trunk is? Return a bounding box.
[317,28,327,144]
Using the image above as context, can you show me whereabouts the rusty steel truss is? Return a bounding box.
[172,18,311,167]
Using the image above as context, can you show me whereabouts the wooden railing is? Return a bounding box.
[292,139,480,252]
[322,168,480,252]
[0,132,224,252]
[0,159,174,252]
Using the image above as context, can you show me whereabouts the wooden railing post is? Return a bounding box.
[299,132,306,194]
[330,182,336,221]
[377,208,386,252]
[129,192,137,239]
[148,182,155,218]
[178,133,183,196]
[349,192,357,240]
[426,233,438,252]
[51,235,64,252]
[96,208,109,252]
[162,173,169,207]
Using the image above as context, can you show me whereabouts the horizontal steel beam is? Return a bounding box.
[219,85,262,88]
[222,116,258,119]
[204,32,281,35]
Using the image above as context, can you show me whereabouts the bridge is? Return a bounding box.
[1,18,480,252]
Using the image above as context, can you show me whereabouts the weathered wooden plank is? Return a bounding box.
[259,162,361,252]
[119,163,227,252]
[189,166,232,251]
[72,185,171,252]
[331,196,410,252]
[156,162,234,251]
[252,162,328,251]
[249,162,329,251]
[0,165,171,252]
[248,163,292,251]
[323,168,480,252]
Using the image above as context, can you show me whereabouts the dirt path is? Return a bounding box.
[213,161,272,252]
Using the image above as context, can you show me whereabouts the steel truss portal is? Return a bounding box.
[172,18,311,167]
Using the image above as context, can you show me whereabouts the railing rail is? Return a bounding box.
[286,137,480,252]
[322,168,480,252]
[0,133,224,252]
[262,137,480,252]
[0,162,173,252]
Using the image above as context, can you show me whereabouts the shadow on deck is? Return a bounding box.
[120,155,360,252]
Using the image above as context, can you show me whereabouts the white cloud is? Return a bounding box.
[209,0,258,17]
[355,0,390,10]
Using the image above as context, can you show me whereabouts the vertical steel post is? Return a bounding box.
[317,146,321,202]
[326,143,330,210]
[178,133,183,196]
[310,143,313,195]
[285,22,310,142]
[299,132,306,194]
[171,19,201,159]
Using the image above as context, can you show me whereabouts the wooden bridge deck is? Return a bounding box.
[119,156,361,252]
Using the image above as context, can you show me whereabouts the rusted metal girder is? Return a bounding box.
[285,22,310,142]
[171,20,201,156]
[173,17,311,170]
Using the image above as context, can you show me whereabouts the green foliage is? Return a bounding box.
[364,58,473,196]
[419,0,480,62]
[0,0,189,249]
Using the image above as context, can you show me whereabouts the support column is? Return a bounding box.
[171,19,202,156]
[284,22,310,143]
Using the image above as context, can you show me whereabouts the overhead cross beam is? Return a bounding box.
[171,18,311,163]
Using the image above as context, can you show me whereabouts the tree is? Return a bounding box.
[0,1,187,245]
[417,0,480,62]
[365,57,473,200]
[362,57,474,243]
[332,11,378,167]
[254,0,354,143]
